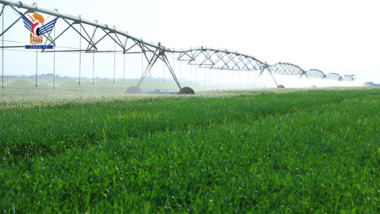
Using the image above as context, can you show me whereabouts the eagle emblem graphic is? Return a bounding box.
[19,12,57,36]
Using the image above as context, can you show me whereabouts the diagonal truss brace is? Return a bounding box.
[137,46,181,90]
[258,66,278,87]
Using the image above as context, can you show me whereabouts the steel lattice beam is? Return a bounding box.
[268,63,306,76]
[306,69,326,79]
[326,73,342,81]
[343,75,355,81]
[176,48,267,71]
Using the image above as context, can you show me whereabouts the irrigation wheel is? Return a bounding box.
[126,86,141,94]
[179,87,195,95]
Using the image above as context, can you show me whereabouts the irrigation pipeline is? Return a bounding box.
[0,0,355,91]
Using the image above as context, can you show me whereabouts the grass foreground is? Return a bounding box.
[0,87,379,213]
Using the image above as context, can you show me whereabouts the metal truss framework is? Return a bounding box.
[306,69,326,79]
[268,63,306,76]
[342,75,355,81]
[176,48,267,71]
[0,0,355,91]
[265,63,308,86]
[326,73,343,81]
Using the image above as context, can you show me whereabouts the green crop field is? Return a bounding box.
[0,81,379,213]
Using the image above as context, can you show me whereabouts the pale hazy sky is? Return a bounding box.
[3,0,380,83]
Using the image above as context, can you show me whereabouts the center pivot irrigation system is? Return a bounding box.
[0,0,355,94]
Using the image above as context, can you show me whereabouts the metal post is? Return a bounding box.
[92,28,95,85]
[79,25,81,85]
[172,52,175,80]
[218,70,220,89]
[92,49,95,85]
[1,8,4,89]
[240,71,242,87]
[230,70,233,86]
[231,70,233,87]
[222,70,224,88]
[162,60,165,82]
[190,64,192,84]
[141,51,144,76]
[208,68,210,87]
[221,70,223,88]
[246,71,249,87]
[113,36,116,83]
[123,53,125,82]
[217,70,219,89]
[195,63,197,85]
[220,70,222,88]
[149,52,152,78]
[35,49,38,87]
[53,23,56,89]
[221,70,224,89]
[204,67,206,87]
[92,27,96,85]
